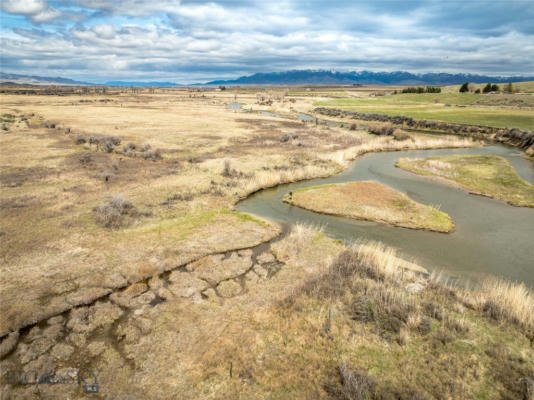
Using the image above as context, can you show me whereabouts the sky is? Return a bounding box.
[1,0,533,83]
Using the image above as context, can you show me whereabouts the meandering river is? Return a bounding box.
[237,144,534,288]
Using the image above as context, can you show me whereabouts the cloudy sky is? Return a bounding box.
[1,0,533,83]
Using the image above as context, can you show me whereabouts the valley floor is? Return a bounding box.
[1,88,533,399]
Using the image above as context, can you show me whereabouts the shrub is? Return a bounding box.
[349,123,357,131]
[106,135,122,146]
[280,133,291,142]
[141,143,152,152]
[393,129,410,141]
[122,142,137,155]
[483,83,493,93]
[94,195,136,228]
[222,159,233,177]
[417,317,433,335]
[459,82,469,93]
[369,123,394,136]
[338,363,377,400]
[221,158,240,177]
[75,135,88,144]
[101,139,115,153]
[143,148,162,161]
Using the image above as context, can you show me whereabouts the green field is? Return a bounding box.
[397,155,534,207]
[443,80,534,94]
[315,93,534,129]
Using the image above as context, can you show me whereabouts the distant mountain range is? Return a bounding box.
[2,70,533,87]
[206,70,534,86]
[0,72,91,86]
[104,81,181,87]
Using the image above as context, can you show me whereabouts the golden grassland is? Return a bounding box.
[1,87,533,399]
[396,154,534,207]
[283,181,454,232]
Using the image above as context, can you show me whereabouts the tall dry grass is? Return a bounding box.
[432,270,534,330]
[354,240,427,279]
[478,278,534,329]
[242,164,336,196]
[239,135,475,199]
[321,135,476,164]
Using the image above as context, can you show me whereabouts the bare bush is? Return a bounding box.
[75,135,88,144]
[143,148,162,161]
[122,142,138,156]
[101,139,116,153]
[393,129,410,141]
[280,133,291,142]
[141,143,152,152]
[106,136,122,146]
[94,194,136,228]
[222,158,234,177]
[369,123,394,136]
[338,363,377,400]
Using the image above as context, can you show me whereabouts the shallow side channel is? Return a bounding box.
[237,144,534,288]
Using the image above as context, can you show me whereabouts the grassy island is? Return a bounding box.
[283,181,454,232]
[396,155,534,207]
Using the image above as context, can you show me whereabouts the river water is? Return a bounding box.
[236,144,534,287]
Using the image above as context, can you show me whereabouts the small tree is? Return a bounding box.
[459,82,469,93]
[491,84,499,92]
[483,83,492,93]
[505,82,513,93]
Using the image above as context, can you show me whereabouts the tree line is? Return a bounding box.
[460,82,515,93]
[401,86,441,94]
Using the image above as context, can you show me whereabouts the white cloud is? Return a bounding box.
[2,0,61,23]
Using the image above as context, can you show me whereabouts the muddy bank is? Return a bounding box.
[314,107,534,152]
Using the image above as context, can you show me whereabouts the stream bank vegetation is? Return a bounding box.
[283,181,454,232]
[282,235,534,399]
[396,154,534,207]
[188,225,534,399]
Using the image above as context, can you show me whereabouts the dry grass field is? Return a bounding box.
[1,87,533,399]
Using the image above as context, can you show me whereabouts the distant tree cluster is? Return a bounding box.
[401,86,441,94]
[483,83,500,93]
[460,82,502,93]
